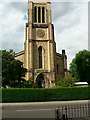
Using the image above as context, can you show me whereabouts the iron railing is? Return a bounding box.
[55,104,90,120]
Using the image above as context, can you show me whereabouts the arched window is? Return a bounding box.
[42,7,45,23]
[34,6,37,22]
[38,7,41,23]
[38,46,42,68]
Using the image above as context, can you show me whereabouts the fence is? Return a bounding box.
[55,104,90,120]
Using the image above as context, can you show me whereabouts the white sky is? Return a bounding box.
[0,0,89,69]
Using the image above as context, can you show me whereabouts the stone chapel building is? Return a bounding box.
[15,0,67,88]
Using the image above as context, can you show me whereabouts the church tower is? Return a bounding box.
[15,0,67,88]
[24,0,56,88]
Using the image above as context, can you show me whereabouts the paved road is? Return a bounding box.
[1,100,89,119]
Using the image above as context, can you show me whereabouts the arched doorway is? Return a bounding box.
[36,74,45,88]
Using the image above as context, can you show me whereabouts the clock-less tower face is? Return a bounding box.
[32,28,48,40]
[36,29,45,38]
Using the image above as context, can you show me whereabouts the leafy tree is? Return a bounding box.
[69,58,80,81]
[69,50,90,84]
[2,50,27,88]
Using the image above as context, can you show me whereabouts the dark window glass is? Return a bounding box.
[34,6,37,22]
[42,7,45,23]
[38,46,42,68]
[38,7,41,23]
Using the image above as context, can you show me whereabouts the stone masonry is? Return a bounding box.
[15,0,67,88]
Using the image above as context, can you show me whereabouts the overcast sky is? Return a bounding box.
[0,0,88,69]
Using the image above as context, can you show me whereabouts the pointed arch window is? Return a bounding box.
[42,7,45,23]
[34,6,37,22]
[38,46,42,68]
[38,7,41,23]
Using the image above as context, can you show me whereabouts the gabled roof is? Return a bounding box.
[15,51,24,57]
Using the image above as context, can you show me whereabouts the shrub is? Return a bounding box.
[56,74,78,87]
[1,87,89,102]
[23,77,34,88]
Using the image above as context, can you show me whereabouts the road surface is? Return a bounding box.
[1,100,89,119]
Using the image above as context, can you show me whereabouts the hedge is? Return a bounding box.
[1,87,90,102]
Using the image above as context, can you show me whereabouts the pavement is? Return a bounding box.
[1,100,89,106]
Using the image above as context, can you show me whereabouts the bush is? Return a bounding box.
[56,74,78,87]
[1,87,89,102]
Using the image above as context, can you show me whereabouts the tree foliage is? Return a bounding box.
[69,50,90,84]
[2,50,27,88]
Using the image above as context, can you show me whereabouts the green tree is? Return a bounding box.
[2,50,27,88]
[69,58,80,81]
[69,50,90,84]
